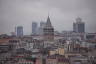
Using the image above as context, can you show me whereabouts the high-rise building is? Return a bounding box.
[73,17,85,33]
[40,22,45,28]
[32,22,38,35]
[16,26,23,36]
[38,22,46,35]
[43,16,54,41]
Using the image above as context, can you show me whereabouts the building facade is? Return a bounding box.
[73,17,85,33]
[32,22,38,35]
[16,26,23,36]
[38,22,46,35]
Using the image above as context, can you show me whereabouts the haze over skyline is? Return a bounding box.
[0,0,96,35]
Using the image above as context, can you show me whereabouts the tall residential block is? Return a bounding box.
[32,22,38,35]
[73,17,85,33]
[16,26,23,36]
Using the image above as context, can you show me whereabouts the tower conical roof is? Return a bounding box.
[45,16,53,28]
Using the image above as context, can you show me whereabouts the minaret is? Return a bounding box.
[43,16,54,41]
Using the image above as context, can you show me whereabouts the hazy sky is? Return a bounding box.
[0,0,96,35]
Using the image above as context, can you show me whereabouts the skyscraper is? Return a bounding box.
[32,22,38,35]
[73,17,85,33]
[16,26,23,36]
[38,21,46,35]
[43,16,54,41]
[40,22,45,28]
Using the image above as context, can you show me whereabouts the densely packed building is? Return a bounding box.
[0,17,96,64]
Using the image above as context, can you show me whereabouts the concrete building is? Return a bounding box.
[70,56,89,64]
[73,17,85,33]
[38,22,46,35]
[61,31,85,41]
[16,26,23,36]
[36,58,43,64]
[85,33,96,40]
[14,55,34,64]
[32,22,38,35]
[46,54,69,64]
[40,22,46,28]
[49,48,65,55]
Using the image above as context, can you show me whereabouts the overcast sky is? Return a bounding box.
[0,0,96,35]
